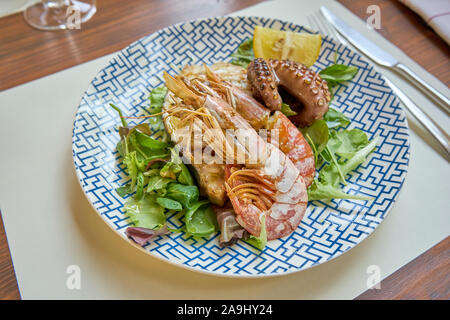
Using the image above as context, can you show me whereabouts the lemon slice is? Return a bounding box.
[253,26,322,67]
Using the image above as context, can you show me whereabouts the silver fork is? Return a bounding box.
[306,11,450,160]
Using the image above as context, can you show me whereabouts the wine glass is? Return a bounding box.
[24,0,96,31]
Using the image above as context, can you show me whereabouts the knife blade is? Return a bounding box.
[320,6,450,114]
[320,6,397,66]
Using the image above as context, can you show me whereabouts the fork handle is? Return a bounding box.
[384,77,450,160]
[394,63,450,115]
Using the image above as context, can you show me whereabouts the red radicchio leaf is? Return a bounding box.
[125,225,170,246]
[213,204,249,247]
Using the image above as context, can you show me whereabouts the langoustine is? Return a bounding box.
[163,71,308,240]
[204,64,315,187]
[247,58,331,127]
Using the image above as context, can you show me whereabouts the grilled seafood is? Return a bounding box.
[248,58,331,127]
[267,111,315,187]
[204,65,315,187]
[163,71,308,240]
[161,78,230,206]
[204,65,270,130]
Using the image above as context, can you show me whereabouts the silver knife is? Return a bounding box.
[320,6,450,115]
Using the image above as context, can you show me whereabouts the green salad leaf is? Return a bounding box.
[135,172,146,200]
[111,90,220,243]
[300,119,329,162]
[123,151,139,188]
[230,39,254,68]
[308,181,373,201]
[319,63,359,102]
[184,200,218,237]
[160,162,181,180]
[169,147,195,186]
[116,184,133,198]
[165,184,199,209]
[109,103,128,127]
[338,137,379,175]
[124,194,166,229]
[280,103,298,117]
[245,214,267,250]
[146,175,174,194]
[156,197,183,210]
[327,129,370,160]
[148,87,168,141]
[323,107,350,129]
[148,87,168,113]
[134,130,168,149]
[308,136,379,200]
[319,64,359,88]
[301,112,378,200]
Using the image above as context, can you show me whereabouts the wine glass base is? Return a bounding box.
[24,1,96,31]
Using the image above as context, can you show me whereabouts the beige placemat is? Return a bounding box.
[0,0,39,18]
[0,0,449,299]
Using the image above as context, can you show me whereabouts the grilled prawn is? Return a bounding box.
[163,71,308,240]
[204,65,315,187]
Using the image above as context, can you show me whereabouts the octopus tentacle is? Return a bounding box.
[247,58,282,111]
[247,58,331,127]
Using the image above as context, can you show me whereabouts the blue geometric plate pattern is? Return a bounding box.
[72,16,410,277]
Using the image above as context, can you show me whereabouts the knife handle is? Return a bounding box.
[384,77,450,161]
[394,63,450,115]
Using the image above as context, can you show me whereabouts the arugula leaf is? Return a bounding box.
[156,197,183,210]
[319,64,358,87]
[280,103,298,116]
[124,194,166,229]
[245,214,267,250]
[339,137,379,174]
[327,129,370,160]
[317,137,379,189]
[135,172,146,200]
[300,119,329,162]
[230,39,254,68]
[308,181,373,201]
[165,184,199,209]
[184,200,218,237]
[318,159,344,187]
[322,145,347,185]
[110,103,128,127]
[323,107,350,129]
[134,130,168,149]
[123,151,139,188]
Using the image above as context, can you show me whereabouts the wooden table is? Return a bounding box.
[0,0,449,300]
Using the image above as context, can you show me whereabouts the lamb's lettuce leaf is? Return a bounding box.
[165,184,199,209]
[156,197,183,210]
[184,200,218,237]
